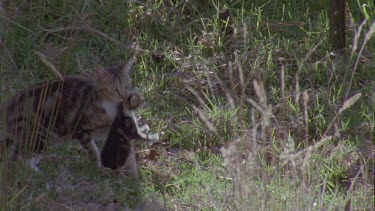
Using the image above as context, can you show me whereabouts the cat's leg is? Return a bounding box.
[26,138,46,172]
[25,154,42,172]
[121,104,159,142]
[12,136,46,172]
[128,112,159,142]
[123,140,138,178]
[138,124,150,133]
[137,125,159,143]
[122,109,146,133]
[73,130,100,166]
[128,112,159,141]
[82,140,101,166]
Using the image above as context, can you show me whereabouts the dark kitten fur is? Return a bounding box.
[101,95,158,178]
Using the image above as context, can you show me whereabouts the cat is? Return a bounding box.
[3,55,138,171]
[101,96,159,178]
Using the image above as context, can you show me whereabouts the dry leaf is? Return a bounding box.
[148,149,161,161]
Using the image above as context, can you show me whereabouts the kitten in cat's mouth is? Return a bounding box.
[101,95,159,178]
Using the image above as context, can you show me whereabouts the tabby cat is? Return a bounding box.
[101,97,159,178]
[4,56,138,171]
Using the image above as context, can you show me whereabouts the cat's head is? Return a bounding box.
[95,55,136,103]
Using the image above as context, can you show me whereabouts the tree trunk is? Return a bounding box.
[330,0,346,50]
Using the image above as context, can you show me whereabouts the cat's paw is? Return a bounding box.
[96,160,102,168]
[25,155,42,173]
[147,133,159,142]
[138,124,150,133]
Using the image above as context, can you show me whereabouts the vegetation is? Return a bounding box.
[0,0,374,210]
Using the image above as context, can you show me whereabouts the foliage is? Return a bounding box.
[0,0,374,210]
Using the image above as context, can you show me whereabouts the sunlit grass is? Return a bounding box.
[1,0,374,210]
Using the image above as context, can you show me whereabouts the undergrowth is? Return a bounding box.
[0,0,374,210]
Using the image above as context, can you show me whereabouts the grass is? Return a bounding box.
[1,0,374,210]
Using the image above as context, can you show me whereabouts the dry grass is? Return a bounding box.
[0,0,374,210]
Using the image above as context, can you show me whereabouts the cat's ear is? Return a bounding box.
[127,92,144,110]
[121,54,136,78]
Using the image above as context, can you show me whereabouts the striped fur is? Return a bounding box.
[4,56,137,171]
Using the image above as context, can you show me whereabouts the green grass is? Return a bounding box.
[1,0,374,210]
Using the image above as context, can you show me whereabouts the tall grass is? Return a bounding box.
[1,0,374,210]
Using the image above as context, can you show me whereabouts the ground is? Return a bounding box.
[0,0,374,210]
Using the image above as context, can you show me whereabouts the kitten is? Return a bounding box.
[101,93,159,178]
[4,56,137,171]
